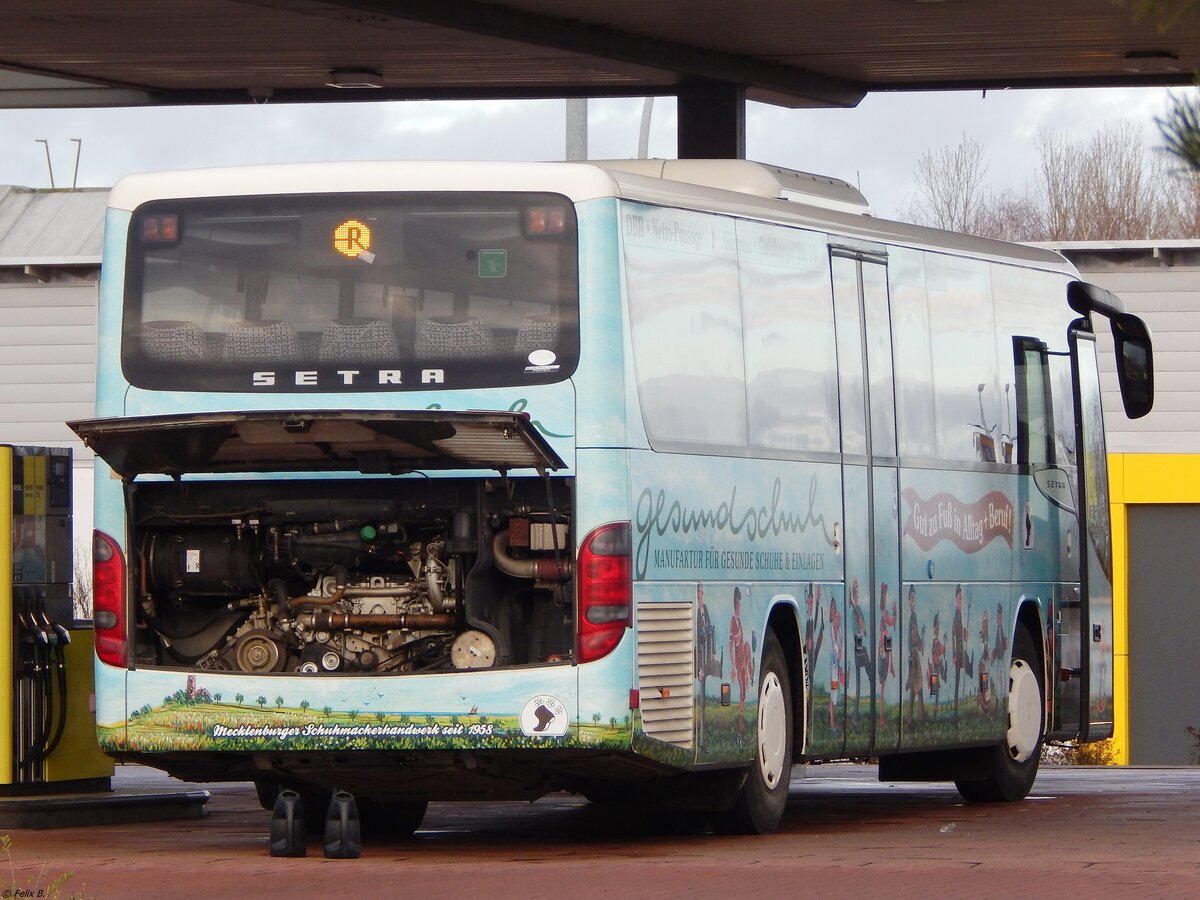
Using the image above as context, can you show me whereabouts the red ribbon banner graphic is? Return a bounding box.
[901,488,1014,553]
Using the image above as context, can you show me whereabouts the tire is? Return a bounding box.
[295,790,427,837]
[712,631,794,834]
[955,624,1044,803]
[254,779,282,811]
[357,798,428,838]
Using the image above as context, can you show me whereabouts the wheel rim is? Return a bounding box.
[1006,658,1042,763]
[757,671,787,788]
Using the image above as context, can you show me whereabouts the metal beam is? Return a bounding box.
[267,0,866,108]
[677,83,745,160]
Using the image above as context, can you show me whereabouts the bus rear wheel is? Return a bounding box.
[357,798,428,837]
[278,788,427,838]
[711,631,793,834]
[955,624,1044,803]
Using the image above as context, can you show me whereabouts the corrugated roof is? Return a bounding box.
[0,185,109,265]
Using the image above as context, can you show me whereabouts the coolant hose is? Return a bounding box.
[491,532,571,581]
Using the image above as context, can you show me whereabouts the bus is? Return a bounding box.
[70,158,1153,837]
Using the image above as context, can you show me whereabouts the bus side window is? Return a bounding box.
[831,256,866,455]
[624,204,746,449]
[1014,337,1054,466]
[739,220,838,453]
[888,247,936,459]
[925,255,999,464]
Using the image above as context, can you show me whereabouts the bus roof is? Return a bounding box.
[107,159,1071,272]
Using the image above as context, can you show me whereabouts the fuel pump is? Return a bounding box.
[1,445,112,790]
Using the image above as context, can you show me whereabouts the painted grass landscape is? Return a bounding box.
[100,689,632,753]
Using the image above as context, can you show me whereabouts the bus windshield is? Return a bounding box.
[121,192,579,392]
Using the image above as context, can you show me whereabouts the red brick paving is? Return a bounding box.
[2,765,1197,899]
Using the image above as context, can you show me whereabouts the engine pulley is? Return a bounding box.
[233,629,288,673]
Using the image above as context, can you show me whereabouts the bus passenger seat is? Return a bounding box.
[514,315,560,355]
[319,318,399,362]
[416,317,495,358]
[141,320,207,361]
[223,320,300,361]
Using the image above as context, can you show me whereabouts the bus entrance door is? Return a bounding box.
[1064,324,1115,741]
[832,250,902,756]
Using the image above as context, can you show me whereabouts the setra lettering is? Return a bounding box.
[247,369,407,387]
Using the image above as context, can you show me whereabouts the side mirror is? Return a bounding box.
[1112,313,1154,419]
[1067,281,1154,420]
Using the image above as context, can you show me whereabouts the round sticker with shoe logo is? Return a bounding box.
[520,694,568,737]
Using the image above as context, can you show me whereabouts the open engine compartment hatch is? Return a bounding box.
[68,409,566,479]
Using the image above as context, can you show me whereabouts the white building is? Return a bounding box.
[0,185,107,573]
[1044,241,1200,766]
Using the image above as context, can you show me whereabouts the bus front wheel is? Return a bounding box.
[711,631,793,834]
[955,624,1044,803]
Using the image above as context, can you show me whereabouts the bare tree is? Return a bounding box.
[1038,124,1156,240]
[905,123,1200,241]
[973,189,1046,242]
[1158,161,1200,233]
[905,134,992,233]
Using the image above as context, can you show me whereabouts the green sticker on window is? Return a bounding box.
[478,249,508,278]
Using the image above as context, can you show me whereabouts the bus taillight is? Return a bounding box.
[92,530,128,668]
[577,522,632,664]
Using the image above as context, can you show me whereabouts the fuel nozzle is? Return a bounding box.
[34,609,60,646]
[20,608,49,645]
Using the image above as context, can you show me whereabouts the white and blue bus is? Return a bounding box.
[71,158,1153,836]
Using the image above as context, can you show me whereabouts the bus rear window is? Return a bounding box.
[122,193,579,392]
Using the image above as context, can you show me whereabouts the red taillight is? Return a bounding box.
[140,213,178,243]
[92,530,128,668]
[577,522,632,663]
[524,207,566,235]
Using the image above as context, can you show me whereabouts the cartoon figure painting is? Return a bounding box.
[849,577,875,721]
[729,587,754,740]
[928,612,947,715]
[828,595,843,734]
[694,583,723,748]
[905,586,927,725]
[978,609,993,718]
[804,583,824,729]
[877,583,896,729]
[993,603,1009,666]
[952,585,974,724]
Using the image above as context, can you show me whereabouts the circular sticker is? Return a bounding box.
[527,349,557,368]
[519,694,569,737]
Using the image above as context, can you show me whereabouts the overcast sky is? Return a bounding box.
[0,85,1190,219]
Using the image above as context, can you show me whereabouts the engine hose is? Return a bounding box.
[147,597,258,639]
[491,532,572,581]
[289,587,348,609]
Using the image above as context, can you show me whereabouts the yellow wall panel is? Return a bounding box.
[1106,452,1200,766]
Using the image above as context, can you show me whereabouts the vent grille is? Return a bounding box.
[637,601,694,748]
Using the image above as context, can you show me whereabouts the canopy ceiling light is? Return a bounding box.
[1122,51,1182,74]
[326,69,384,89]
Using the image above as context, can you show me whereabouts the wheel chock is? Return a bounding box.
[323,791,362,859]
[269,789,307,857]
